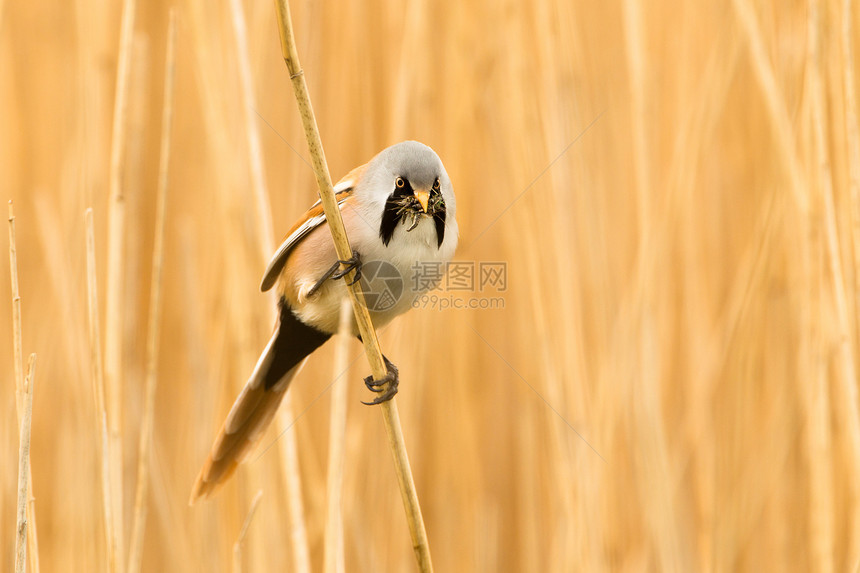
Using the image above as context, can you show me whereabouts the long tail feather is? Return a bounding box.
[190,302,331,503]
[190,347,298,502]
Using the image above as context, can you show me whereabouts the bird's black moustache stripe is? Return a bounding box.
[379,196,402,247]
[430,199,445,249]
[379,182,446,248]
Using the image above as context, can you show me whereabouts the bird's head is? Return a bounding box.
[356,141,456,247]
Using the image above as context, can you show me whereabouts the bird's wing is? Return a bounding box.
[260,166,365,292]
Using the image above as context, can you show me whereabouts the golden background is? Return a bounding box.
[2,0,860,571]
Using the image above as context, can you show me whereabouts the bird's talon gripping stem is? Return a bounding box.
[307,250,362,297]
[362,356,399,405]
[331,250,362,283]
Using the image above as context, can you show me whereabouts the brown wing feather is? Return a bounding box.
[259,187,356,292]
[260,165,366,291]
[288,159,369,236]
[284,188,352,237]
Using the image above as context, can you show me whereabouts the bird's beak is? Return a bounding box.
[414,189,430,213]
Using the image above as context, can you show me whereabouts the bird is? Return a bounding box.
[190,141,458,502]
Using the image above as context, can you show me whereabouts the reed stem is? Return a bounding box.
[232,490,263,573]
[14,355,36,573]
[127,11,177,573]
[8,202,41,573]
[86,208,118,573]
[272,1,433,569]
[104,0,138,564]
[323,300,352,573]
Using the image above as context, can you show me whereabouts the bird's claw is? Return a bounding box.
[331,250,362,285]
[307,250,362,297]
[361,357,399,405]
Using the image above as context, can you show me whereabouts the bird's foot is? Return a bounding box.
[362,355,399,405]
[307,250,362,297]
[331,250,362,285]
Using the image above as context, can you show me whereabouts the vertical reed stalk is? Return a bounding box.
[14,355,36,573]
[323,300,352,573]
[104,0,138,564]
[843,0,860,345]
[127,11,177,573]
[229,0,275,261]
[622,0,650,234]
[229,0,312,565]
[86,208,118,572]
[805,4,836,571]
[841,16,860,562]
[275,412,312,573]
[232,490,263,573]
[810,1,860,564]
[8,202,40,573]
[272,1,433,570]
[8,201,24,435]
[731,0,808,213]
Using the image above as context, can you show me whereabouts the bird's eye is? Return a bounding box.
[395,177,406,188]
[432,179,440,191]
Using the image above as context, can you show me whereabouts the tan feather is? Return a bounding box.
[189,361,303,503]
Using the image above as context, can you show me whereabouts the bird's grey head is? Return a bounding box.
[358,140,455,219]
[378,141,444,190]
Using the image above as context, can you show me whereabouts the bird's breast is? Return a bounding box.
[285,214,456,335]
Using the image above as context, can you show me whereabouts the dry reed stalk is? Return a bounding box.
[843,0,860,348]
[667,35,743,571]
[728,3,854,562]
[86,208,118,573]
[177,226,221,572]
[515,202,576,566]
[617,7,687,567]
[231,490,263,573]
[25,478,39,573]
[183,11,269,565]
[229,0,275,263]
[126,11,177,573]
[229,0,312,566]
[14,354,36,573]
[622,0,651,235]
[806,2,853,569]
[275,409,311,573]
[104,0,138,564]
[841,11,860,563]
[8,202,41,573]
[272,1,433,570]
[530,3,605,565]
[388,0,424,139]
[8,201,23,425]
[323,300,352,573]
[731,0,808,214]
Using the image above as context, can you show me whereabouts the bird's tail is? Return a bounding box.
[190,302,331,503]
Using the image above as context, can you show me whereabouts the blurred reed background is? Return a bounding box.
[2,0,860,571]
